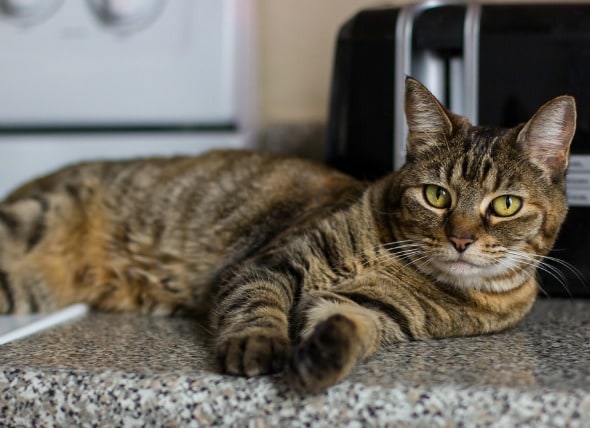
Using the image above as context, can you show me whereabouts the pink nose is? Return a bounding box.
[449,236,475,252]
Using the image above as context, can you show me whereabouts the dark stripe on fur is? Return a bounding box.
[339,292,415,339]
[344,219,365,268]
[25,196,50,252]
[254,253,307,287]
[65,184,81,202]
[31,195,50,212]
[26,219,46,252]
[27,290,40,313]
[0,210,20,235]
[217,294,249,327]
[0,271,15,313]
[443,161,455,183]
[309,230,343,276]
[479,159,493,182]
[461,156,471,181]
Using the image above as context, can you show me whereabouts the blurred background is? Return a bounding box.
[0,0,588,197]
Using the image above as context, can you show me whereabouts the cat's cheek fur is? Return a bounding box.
[395,190,444,237]
[491,210,547,254]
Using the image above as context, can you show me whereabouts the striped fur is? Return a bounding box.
[0,78,575,392]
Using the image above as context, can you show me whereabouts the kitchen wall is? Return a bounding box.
[257,0,392,127]
[256,0,385,157]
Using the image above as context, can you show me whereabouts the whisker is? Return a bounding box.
[400,253,432,272]
[540,255,586,285]
[508,250,584,281]
[511,256,569,296]
[504,249,576,296]
[354,240,423,267]
[360,248,423,269]
[381,240,420,248]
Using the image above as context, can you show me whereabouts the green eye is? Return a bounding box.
[490,195,522,217]
[424,185,451,209]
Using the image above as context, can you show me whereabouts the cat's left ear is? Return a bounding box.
[517,95,577,180]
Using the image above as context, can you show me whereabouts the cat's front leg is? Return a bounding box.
[213,266,295,377]
[289,292,390,392]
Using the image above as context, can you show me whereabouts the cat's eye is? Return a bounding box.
[490,195,522,217]
[423,185,451,209]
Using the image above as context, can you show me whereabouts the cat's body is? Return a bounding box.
[1,150,364,316]
[0,79,576,391]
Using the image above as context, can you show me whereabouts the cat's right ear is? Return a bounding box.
[404,77,453,157]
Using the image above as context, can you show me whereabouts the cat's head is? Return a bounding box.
[390,77,576,293]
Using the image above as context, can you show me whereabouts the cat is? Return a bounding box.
[0,78,576,392]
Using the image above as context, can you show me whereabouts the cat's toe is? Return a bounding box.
[216,333,290,377]
[289,314,360,393]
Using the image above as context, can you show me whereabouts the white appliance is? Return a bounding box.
[0,0,257,197]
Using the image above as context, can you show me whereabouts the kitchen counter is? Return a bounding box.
[0,298,589,427]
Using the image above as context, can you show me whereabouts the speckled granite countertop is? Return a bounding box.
[0,299,589,427]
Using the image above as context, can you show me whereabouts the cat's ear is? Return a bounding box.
[405,77,453,156]
[517,95,576,180]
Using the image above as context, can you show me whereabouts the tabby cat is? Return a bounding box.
[0,78,576,392]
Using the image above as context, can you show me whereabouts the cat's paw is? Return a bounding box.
[289,314,361,393]
[216,333,290,377]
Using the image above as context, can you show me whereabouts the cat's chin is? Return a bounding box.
[429,260,486,285]
[442,260,482,275]
[425,258,525,293]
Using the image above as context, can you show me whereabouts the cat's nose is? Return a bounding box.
[449,236,475,253]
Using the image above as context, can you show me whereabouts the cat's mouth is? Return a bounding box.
[445,260,482,274]
[435,256,487,276]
